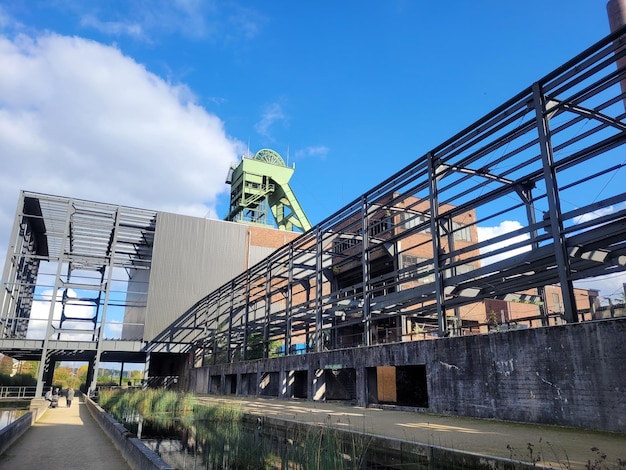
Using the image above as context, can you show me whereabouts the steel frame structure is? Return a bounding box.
[2,27,626,382]
[153,27,626,365]
[225,148,312,232]
[0,192,157,395]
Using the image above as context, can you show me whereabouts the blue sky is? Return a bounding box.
[0,1,621,297]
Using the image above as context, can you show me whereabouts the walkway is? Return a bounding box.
[197,395,626,469]
[0,394,130,470]
[1,393,623,469]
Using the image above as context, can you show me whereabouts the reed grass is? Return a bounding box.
[99,388,197,418]
[97,389,402,469]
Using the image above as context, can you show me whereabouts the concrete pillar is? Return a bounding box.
[312,368,326,401]
[355,366,368,407]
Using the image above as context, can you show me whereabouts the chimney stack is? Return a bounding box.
[607,0,626,31]
[607,0,626,109]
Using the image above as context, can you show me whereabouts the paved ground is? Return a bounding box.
[1,393,623,469]
[0,394,130,470]
[197,395,626,469]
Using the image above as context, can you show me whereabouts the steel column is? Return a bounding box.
[428,153,447,336]
[285,245,294,355]
[532,82,578,323]
[89,207,122,394]
[36,198,73,397]
[314,227,323,352]
[361,195,371,346]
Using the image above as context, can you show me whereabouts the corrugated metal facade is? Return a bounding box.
[122,267,151,341]
[144,212,249,341]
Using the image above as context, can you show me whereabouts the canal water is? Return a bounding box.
[118,412,428,469]
[0,402,29,431]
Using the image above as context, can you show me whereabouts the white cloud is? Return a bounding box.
[573,202,626,225]
[294,145,330,160]
[0,32,244,271]
[26,288,96,340]
[476,220,531,266]
[80,15,144,39]
[104,321,123,338]
[73,1,264,43]
[254,102,287,139]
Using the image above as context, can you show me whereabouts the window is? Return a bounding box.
[401,212,430,233]
[402,254,418,267]
[452,221,472,241]
[415,257,434,283]
[332,237,360,254]
[401,255,434,283]
[456,263,474,274]
[369,217,391,237]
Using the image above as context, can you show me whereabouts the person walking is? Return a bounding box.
[66,387,75,407]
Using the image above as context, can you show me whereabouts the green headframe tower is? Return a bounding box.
[225,148,312,232]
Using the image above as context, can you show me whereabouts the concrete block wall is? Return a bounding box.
[0,412,32,456]
[190,318,626,433]
[427,319,626,431]
[0,399,52,456]
[85,397,174,470]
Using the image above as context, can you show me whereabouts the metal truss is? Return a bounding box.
[157,26,626,364]
[0,192,157,395]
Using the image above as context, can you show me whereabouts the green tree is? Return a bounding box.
[77,365,88,383]
[247,333,265,360]
[11,373,36,386]
[19,361,39,378]
[0,355,14,375]
[53,366,71,386]
[129,369,142,385]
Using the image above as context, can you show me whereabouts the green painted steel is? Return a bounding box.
[225,148,312,232]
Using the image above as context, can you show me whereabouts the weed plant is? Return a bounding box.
[97,390,427,469]
[99,388,196,418]
[98,389,375,468]
[274,425,368,469]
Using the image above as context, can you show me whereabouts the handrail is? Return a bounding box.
[0,386,37,399]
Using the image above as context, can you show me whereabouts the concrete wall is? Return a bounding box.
[0,412,32,456]
[0,399,49,456]
[84,397,174,470]
[427,318,625,431]
[189,317,626,433]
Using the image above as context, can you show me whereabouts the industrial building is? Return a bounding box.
[0,148,306,397]
[2,20,626,433]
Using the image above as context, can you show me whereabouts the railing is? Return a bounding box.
[0,386,37,399]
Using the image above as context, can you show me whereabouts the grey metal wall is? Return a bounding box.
[121,267,151,340]
[248,245,277,268]
[144,213,249,341]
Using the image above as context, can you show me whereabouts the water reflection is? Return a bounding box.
[0,408,28,431]
[116,412,425,469]
[121,413,268,469]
